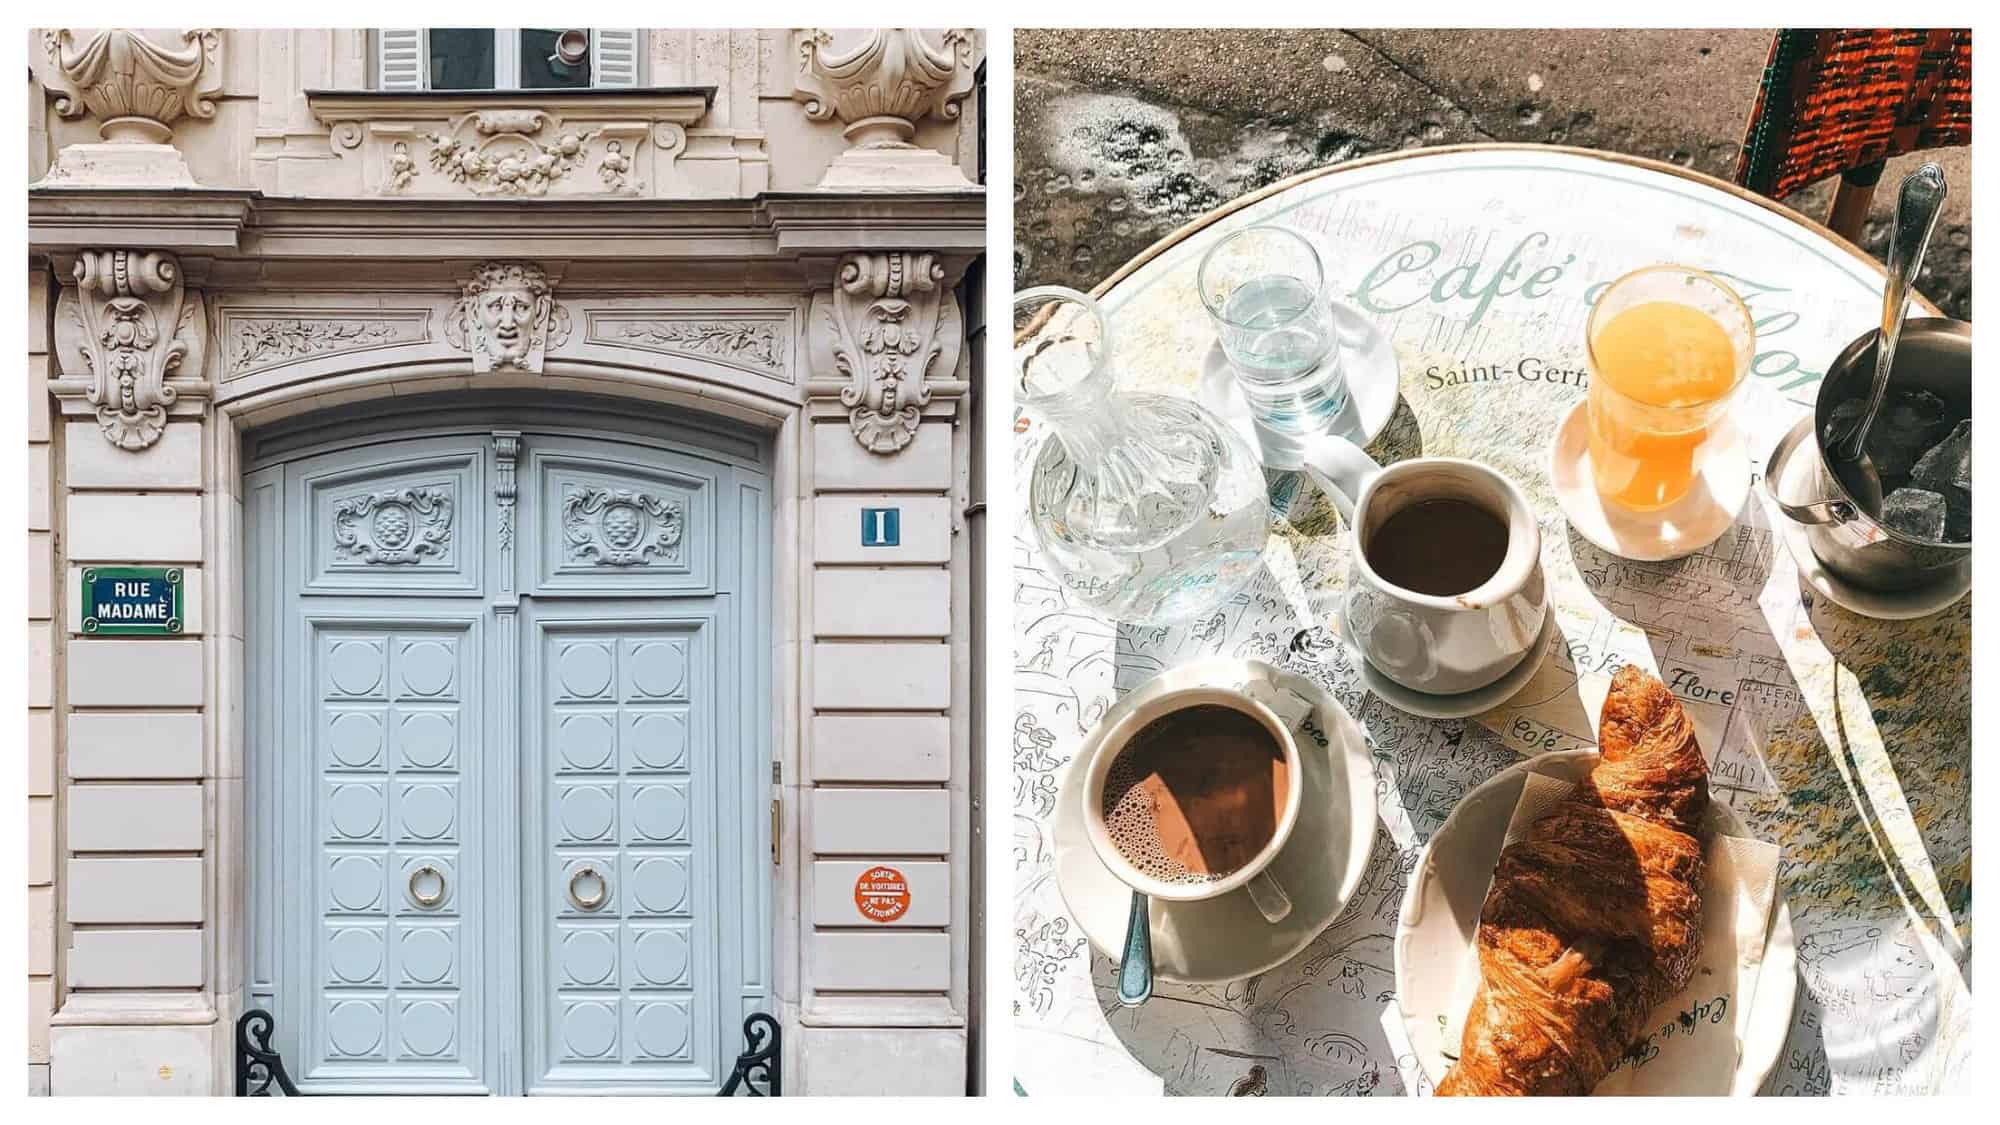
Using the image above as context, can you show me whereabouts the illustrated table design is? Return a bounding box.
[1011,146,1970,1096]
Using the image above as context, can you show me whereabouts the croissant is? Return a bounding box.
[1437,665,1708,1096]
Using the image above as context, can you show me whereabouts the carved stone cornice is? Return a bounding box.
[307,89,716,199]
[807,251,962,454]
[52,249,210,450]
[445,261,572,373]
[37,28,222,187]
[792,29,976,190]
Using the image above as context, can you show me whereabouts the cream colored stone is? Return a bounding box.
[65,493,205,562]
[813,642,948,710]
[814,568,949,637]
[28,709,55,796]
[813,494,952,564]
[64,421,203,489]
[69,565,204,635]
[28,353,51,442]
[68,712,204,779]
[28,797,53,885]
[797,1026,966,1095]
[813,419,952,491]
[28,978,53,1066]
[28,885,55,974]
[67,784,205,852]
[66,857,204,923]
[68,929,205,989]
[28,530,53,621]
[812,860,949,927]
[28,443,50,532]
[49,1018,216,1095]
[66,639,204,707]
[811,788,949,854]
[811,714,949,782]
[810,931,950,991]
[28,269,50,355]
[28,622,52,710]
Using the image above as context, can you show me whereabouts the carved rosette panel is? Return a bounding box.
[445,261,572,374]
[811,251,962,454]
[53,249,207,451]
[561,486,684,567]
[588,313,790,378]
[333,488,454,565]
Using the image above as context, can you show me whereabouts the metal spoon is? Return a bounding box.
[1115,889,1154,1006]
[1830,162,1948,512]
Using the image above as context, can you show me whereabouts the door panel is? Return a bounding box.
[527,615,722,1092]
[305,618,486,1089]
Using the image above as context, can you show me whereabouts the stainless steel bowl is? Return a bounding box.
[1766,318,1971,591]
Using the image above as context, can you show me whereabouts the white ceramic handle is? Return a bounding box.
[1298,434,1382,523]
[1245,869,1293,924]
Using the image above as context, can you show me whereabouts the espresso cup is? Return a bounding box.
[1079,684,1302,924]
[1301,437,1548,696]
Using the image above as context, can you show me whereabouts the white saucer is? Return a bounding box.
[1198,299,1400,471]
[1768,416,1972,620]
[1394,749,1798,1096]
[1550,400,1752,562]
[1052,658,1378,984]
[1334,603,1555,721]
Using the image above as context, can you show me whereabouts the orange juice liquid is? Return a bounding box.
[1587,300,1739,510]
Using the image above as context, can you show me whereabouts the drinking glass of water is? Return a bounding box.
[1197,224,1349,427]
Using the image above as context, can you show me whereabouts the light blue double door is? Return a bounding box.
[244,408,771,1094]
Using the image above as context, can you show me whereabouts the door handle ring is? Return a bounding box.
[568,863,610,911]
[408,863,446,909]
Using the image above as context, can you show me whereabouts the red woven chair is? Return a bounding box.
[1736,29,1971,244]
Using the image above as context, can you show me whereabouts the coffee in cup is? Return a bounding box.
[1364,497,1510,597]
[1099,703,1290,885]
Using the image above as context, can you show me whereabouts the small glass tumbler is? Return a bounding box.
[1584,265,1754,511]
[1197,225,1349,427]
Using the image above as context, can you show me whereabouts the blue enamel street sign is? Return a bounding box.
[81,567,183,635]
[861,507,901,548]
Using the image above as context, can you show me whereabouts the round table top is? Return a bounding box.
[1011,145,1970,1096]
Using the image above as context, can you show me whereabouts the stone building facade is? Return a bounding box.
[26,27,984,1096]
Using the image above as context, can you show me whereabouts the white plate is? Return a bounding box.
[1394,749,1798,1096]
[1198,298,1400,471]
[1334,602,1555,721]
[1052,658,1377,984]
[1768,416,1971,620]
[1550,400,1752,562]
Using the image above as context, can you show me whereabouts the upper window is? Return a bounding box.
[375,29,640,91]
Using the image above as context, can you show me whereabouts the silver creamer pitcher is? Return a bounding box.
[1766,318,1971,592]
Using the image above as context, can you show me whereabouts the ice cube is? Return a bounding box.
[1905,418,1972,543]
[1867,388,1953,478]
[1880,486,1948,542]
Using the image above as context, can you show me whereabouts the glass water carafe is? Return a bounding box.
[1015,286,1270,625]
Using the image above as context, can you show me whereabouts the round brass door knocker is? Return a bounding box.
[568,864,609,911]
[408,863,446,909]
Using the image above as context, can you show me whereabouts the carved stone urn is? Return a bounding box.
[36,27,222,187]
[792,28,976,190]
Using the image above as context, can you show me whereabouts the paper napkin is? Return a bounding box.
[1440,771,1781,1095]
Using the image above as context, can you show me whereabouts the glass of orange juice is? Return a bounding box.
[1584,266,1755,511]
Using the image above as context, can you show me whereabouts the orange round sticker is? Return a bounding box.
[853,865,911,924]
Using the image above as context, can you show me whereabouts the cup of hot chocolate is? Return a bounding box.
[1079,684,1303,924]
[1301,436,1549,696]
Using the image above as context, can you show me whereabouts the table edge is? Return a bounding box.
[1083,141,1945,319]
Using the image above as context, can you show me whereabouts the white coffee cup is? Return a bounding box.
[1079,684,1301,923]
[1302,437,1548,696]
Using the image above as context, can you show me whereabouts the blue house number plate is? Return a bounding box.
[81,566,184,635]
[861,507,900,548]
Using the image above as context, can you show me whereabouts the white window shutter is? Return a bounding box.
[377,29,425,90]
[592,29,641,87]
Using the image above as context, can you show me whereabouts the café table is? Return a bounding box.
[1010,144,1969,1096]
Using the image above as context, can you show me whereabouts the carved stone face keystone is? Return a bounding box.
[446,261,571,374]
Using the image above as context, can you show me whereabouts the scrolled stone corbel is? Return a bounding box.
[809,251,963,454]
[53,249,209,451]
